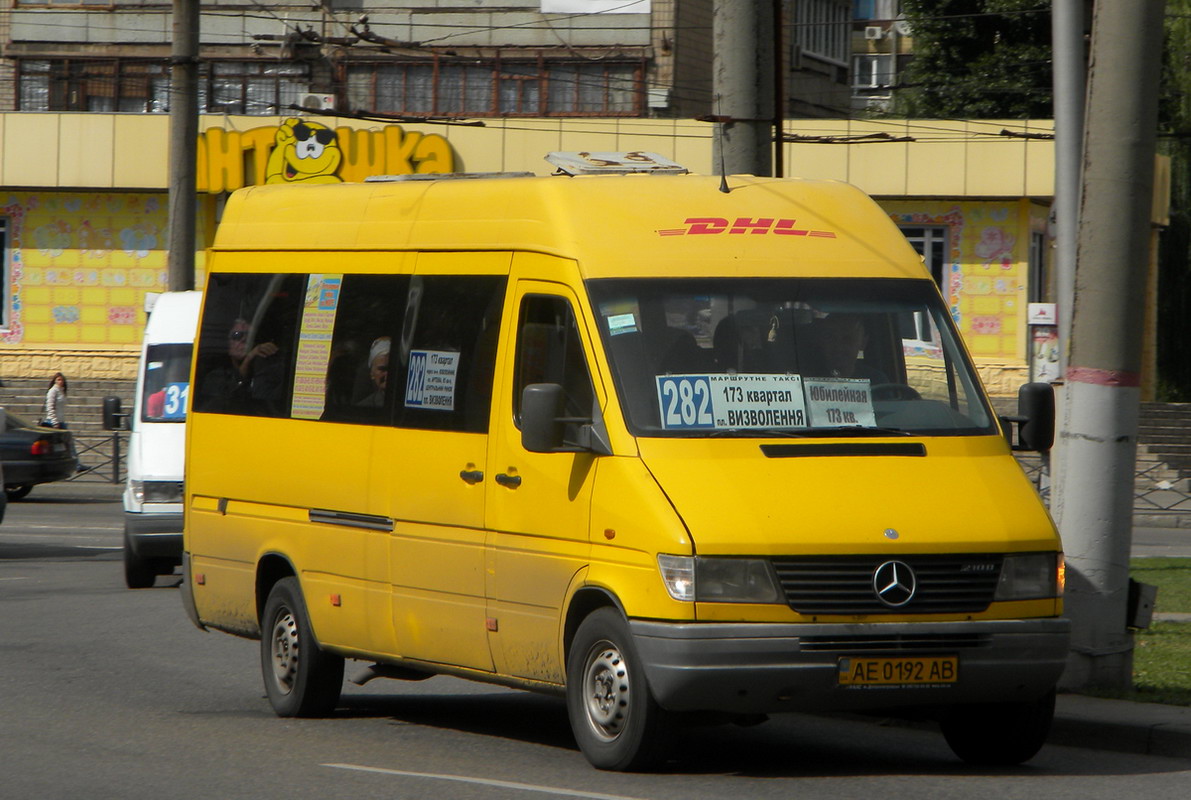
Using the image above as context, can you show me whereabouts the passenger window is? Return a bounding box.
[193,273,305,417]
[394,275,506,433]
[315,274,410,425]
[513,295,596,438]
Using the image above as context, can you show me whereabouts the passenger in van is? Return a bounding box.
[810,313,887,382]
[198,317,284,414]
[356,336,390,407]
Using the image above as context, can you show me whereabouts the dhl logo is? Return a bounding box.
[657,217,837,238]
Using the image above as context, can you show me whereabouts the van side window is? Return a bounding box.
[317,274,410,425]
[513,295,595,436]
[193,273,305,417]
[394,275,506,433]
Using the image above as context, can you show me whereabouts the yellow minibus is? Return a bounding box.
[182,154,1067,771]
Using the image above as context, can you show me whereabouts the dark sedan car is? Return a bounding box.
[1,410,79,500]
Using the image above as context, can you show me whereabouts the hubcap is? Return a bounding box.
[270,609,300,694]
[583,642,630,741]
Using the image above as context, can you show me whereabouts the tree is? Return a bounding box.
[895,0,1053,118]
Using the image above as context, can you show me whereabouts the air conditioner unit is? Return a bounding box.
[864,26,884,41]
[299,92,336,111]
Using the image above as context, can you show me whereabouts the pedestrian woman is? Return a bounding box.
[44,372,69,428]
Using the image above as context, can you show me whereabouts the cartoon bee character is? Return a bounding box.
[265,118,343,184]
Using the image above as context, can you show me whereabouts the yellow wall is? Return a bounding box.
[0,114,1096,388]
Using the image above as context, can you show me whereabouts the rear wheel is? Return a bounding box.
[940,689,1056,765]
[5,484,33,501]
[123,534,156,589]
[260,577,344,717]
[566,607,670,771]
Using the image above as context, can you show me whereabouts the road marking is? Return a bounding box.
[322,764,650,800]
[4,524,120,532]
[0,577,31,581]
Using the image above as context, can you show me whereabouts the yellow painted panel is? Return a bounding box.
[24,287,52,305]
[785,119,850,181]
[112,115,170,189]
[51,324,80,343]
[59,116,116,187]
[906,139,967,196]
[24,306,51,324]
[81,288,107,305]
[846,120,909,195]
[3,115,59,186]
[109,288,136,306]
[23,324,51,341]
[109,326,138,344]
[82,325,109,343]
[81,306,106,324]
[52,287,81,304]
[968,335,999,355]
[973,297,1001,315]
[967,137,1026,196]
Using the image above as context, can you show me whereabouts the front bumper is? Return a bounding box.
[630,617,1070,715]
[124,511,184,560]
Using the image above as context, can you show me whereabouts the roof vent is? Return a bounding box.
[546,151,688,176]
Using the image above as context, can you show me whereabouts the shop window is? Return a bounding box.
[346,59,641,117]
[900,225,949,289]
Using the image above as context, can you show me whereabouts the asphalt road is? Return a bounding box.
[2,482,1191,799]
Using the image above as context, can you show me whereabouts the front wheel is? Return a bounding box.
[566,607,670,771]
[940,689,1056,766]
[123,534,156,589]
[260,577,344,717]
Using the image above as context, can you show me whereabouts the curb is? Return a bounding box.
[1134,512,1191,529]
[1051,694,1191,759]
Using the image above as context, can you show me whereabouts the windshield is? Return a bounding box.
[587,278,996,438]
[141,343,194,423]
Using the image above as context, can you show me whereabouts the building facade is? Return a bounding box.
[2,112,1151,398]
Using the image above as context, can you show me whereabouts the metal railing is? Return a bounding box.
[64,430,125,485]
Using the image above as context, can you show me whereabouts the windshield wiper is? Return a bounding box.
[806,426,912,437]
[705,426,910,438]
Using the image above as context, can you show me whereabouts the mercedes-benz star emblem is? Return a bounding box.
[872,560,917,607]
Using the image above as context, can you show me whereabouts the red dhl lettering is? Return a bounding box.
[657,217,836,238]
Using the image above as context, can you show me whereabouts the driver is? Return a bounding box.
[813,314,887,382]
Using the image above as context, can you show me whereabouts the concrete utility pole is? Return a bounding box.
[1054,0,1166,690]
[711,0,775,177]
[1050,0,1088,372]
[167,0,200,292]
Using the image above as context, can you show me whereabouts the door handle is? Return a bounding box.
[495,473,522,488]
[459,469,484,485]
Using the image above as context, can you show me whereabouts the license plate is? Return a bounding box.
[838,655,958,687]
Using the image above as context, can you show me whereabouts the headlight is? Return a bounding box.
[994,553,1062,601]
[142,481,184,503]
[657,555,782,603]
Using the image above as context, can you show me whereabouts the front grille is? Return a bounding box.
[799,632,993,652]
[771,554,1003,615]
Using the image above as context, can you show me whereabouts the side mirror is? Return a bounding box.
[102,396,127,431]
[1017,382,1055,452]
[521,383,566,453]
[1000,382,1054,452]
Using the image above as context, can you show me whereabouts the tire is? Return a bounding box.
[566,607,670,771]
[940,689,1056,766]
[5,484,33,501]
[123,534,157,589]
[260,577,344,717]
